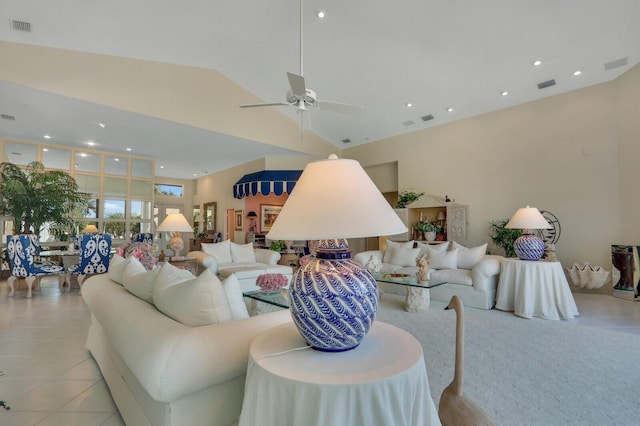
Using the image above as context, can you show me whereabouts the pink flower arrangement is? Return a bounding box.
[256,273,289,292]
[115,242,158,271]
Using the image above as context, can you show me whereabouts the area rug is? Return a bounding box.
[376,296,640,426]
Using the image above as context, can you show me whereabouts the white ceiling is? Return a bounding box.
[0,0,639,179]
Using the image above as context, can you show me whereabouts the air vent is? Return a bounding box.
[604,57,628,70]
[11,20,31,32]
[537,79,556,90]
[1,114,16,120]
[421,115,434,122]
[341,138,351,144]
[402,120,415,127]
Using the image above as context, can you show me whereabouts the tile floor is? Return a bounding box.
[0,275,639,425]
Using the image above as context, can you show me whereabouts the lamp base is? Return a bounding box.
[169,232,184,257]
[514,232,545,261]
[289,239,378,352]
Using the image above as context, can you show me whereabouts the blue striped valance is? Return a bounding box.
[233,170,302,199]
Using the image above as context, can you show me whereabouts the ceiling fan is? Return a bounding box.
[239,0,363,129]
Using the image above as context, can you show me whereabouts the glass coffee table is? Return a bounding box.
[243,274,445,314]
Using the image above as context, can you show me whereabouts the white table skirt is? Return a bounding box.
[239,321,440,426]
[496,258,579,320]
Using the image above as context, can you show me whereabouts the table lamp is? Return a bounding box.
[267,154,407,352]
[83,224,99,233]
[157,213,194,257]
[505,206,551,261]
[246,211,258,232]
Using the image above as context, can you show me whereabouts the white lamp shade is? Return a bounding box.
[266,155,407,241]
[157,213,194,233]
[505,206,551,229]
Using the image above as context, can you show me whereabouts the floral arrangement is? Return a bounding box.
[115,241,158,271]
[256,273,289,292]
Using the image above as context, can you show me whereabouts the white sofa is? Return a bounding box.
[82,256,292,426]
[354,241,503,310]
[187,239,293,292]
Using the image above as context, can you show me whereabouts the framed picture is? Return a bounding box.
[235,209,244,231]
[260,204,282,231]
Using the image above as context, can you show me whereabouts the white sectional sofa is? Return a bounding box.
[355,240,503,310]
[81,256,292,426]
[187,239,293,292]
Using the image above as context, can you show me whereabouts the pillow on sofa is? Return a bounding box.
[383,240,414,263]
[201,239,232,263]
[428,248,458,270]
[230,242,256,263]
[122,257,160,304]
[107,254,129,285]
[452,241,488,270]
[222,274,250,319]
[388,247,421,267]
[416,241,449,258]
[153,266,232,326]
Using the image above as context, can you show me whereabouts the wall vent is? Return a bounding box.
[341,138,351,144]
[402,120,415,127]
[11,20,31,32]
[537,79,556,89]
[1,114,16,121]
[421,115,434,122]
[604,57,628,70]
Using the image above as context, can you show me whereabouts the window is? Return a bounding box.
[154,184,183,197]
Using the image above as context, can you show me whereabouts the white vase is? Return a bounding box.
[426,231,436,242]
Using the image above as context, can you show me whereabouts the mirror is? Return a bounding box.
[204,202,217,233]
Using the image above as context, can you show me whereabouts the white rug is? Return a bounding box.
[375,295,640,426]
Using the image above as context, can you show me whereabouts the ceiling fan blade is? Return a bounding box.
[240,102,289,108]
[317,100,364,115]
[287,72,307,98]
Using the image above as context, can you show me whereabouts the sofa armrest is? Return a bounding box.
[354,250,384,266]
[254,248,281,265]
[472,254,503,282]
[187,251,219,274]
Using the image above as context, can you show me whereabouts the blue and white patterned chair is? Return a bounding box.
[6,235,65,298]
[66,233,112,295]
[132,232,153,244]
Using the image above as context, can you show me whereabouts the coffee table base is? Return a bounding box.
[405,287,430,312]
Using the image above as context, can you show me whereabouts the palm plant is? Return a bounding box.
[0,161,90,235]
[488,219,522,258]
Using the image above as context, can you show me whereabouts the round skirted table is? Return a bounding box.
[495,258,579,320]
[238,321,440,426]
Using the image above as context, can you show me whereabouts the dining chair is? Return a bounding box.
[66,233,112,295]
[6,234,65,298]
[133,232,153,244]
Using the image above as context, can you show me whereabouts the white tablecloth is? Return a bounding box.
[496,258,579,320]
[239,321,440,426]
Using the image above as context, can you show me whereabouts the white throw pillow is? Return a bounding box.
[388,247,421,267]
[428,248,458,270]
[153,267,232,326]
[222,274,250,320]
[201,239,232,264]
[122,257,159,304]
[230,242,256,263]
[383,240,414,263]
[152,262,196,298]
[416,241,449,258]
[107,254,129,285]
[452,241,488,270]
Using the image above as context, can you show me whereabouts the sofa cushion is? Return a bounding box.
[153,266,232,326]
[452,241,488,270]
[416,241,449,258]
[430,268,473,286]
[108,254,129,285]
[230,242,256,263]
[388,247,421,267]
[218,263,292,280]
[222,274,250,320]
[429,248,458,270]
[201,240,232,264]
[122,256,160,304]
[383,240,415,263]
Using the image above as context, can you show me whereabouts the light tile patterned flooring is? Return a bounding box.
[1,276,639,425]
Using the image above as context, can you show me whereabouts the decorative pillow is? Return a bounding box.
[153,266,232,326]
[452,242,488,270]
[428,248,458,270]
[222,274,250,320]
[416,241,449,258]
[383,240,414,263]
[122,257,160,304]
[388,247,421,267]
[107,254,129,285]
[201,239,232,264]
[230,242,256,263]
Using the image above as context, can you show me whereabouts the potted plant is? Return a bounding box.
[396,189,425,208]
[488,219,522,258]
[416,221,442,241]
[0,161,90,236]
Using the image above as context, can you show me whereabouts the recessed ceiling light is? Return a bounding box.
[114,158,120,162]
[98,122,106,128]
[406,103,413,108]
[533,59,542,66]
[160,165,165,169]
[43,134,51,139]
[193,173,198,176]
[87,141,96,146]
[42,148,49,152]
[317,10,325,18]
[80,153,88,157]
[446,107,454,112]
[573,70,582,76]
[126,148,132,152]
[501,91,509,96]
